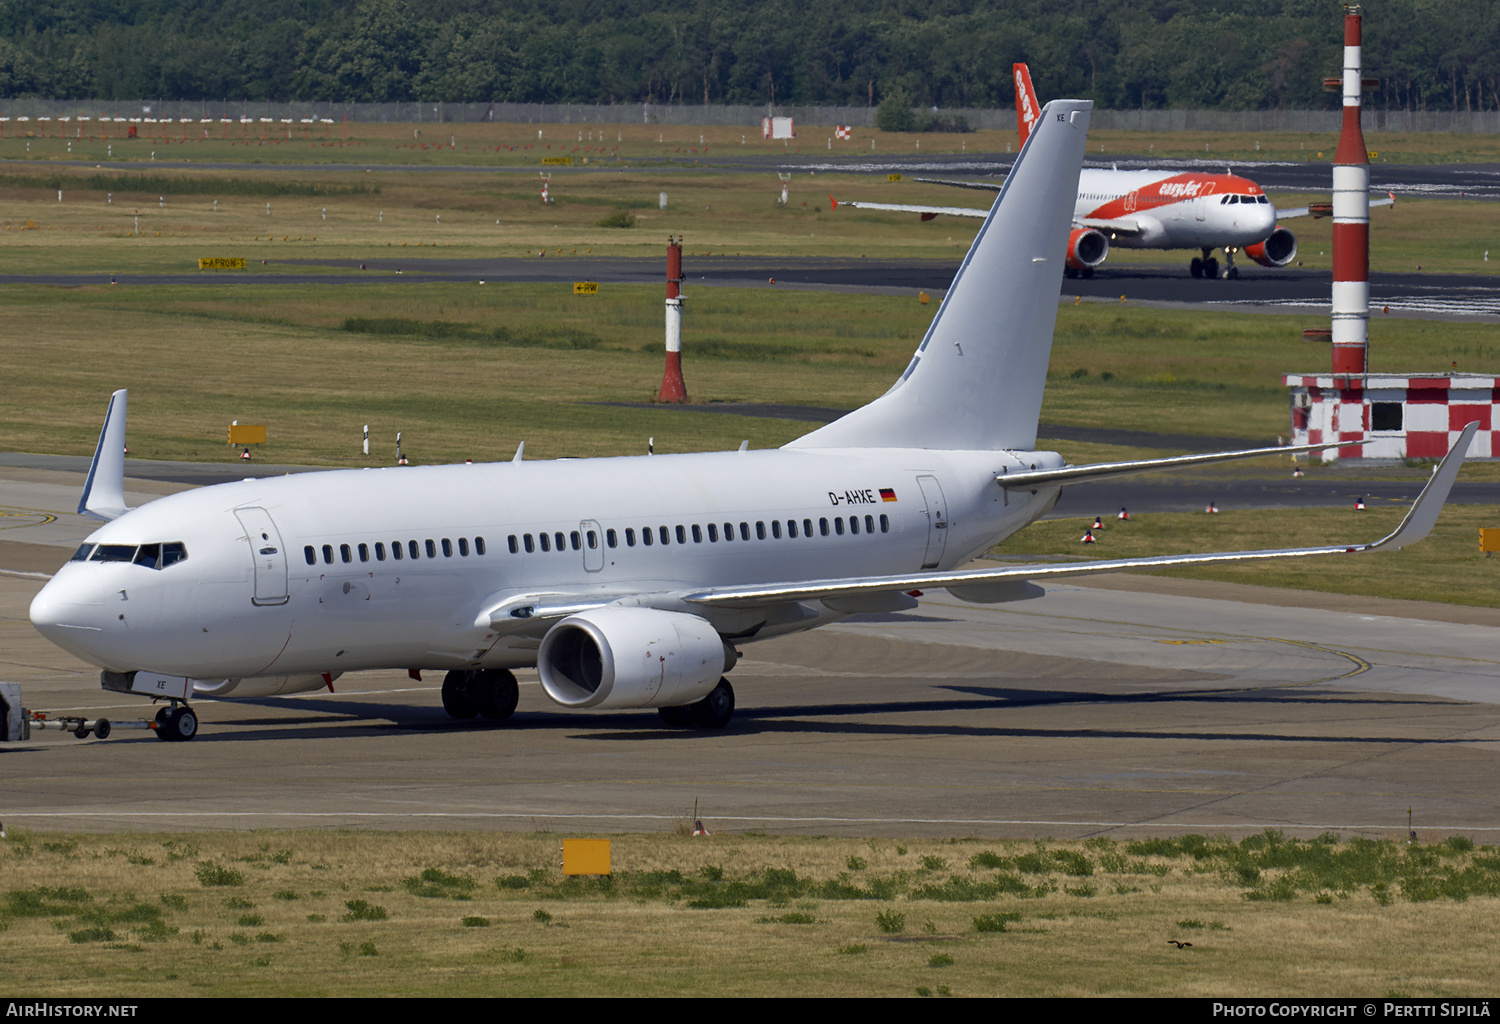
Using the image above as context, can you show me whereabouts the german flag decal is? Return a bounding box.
[880,488,898,502]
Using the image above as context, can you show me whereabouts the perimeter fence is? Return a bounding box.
[2,99,1497,134]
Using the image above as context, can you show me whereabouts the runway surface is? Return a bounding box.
[3,464,1498,840]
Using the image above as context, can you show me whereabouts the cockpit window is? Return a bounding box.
[85,542,188,568]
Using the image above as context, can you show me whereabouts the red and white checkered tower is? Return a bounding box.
[656,236,687,403]
[1331,4,1370,378]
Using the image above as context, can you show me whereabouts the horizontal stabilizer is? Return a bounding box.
[997,440,1351,490]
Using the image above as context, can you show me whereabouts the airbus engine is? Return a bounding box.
[1065,227,1109,270]
[1246,227,1297,267]
[537,607,730,709]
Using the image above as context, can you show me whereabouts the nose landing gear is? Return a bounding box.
[153,702,198,742]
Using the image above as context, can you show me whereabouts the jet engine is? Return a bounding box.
[1246,227,1297,268]
[1065,227,1109,270]
[537,608,731,709]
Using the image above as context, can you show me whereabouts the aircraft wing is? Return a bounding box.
[831,198,987,219]
[1276,192,1396,220]
[683,422,1474,610]
[1078,216,1143,236]
[912,177,1004,192]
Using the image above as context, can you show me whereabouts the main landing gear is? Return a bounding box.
[658,677,735,730]
[153,701,198,742]
[441,669,520,720]
[1190,247,1239,280]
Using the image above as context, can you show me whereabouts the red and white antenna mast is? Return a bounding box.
[657,236,687,403]
[1331,4,1370,377]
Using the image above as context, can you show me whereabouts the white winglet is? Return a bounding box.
[78,389,130,522]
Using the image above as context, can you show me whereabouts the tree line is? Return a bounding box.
[2,0,1496,113]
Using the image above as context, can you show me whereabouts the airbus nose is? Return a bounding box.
[29,568,107,661]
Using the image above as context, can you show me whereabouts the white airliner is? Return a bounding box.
[836,64,1393,280]
[29,99,1469,742]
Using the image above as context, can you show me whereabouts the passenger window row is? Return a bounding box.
[304,536,486,566]
[71,542,189,569]
[506,515,889,555]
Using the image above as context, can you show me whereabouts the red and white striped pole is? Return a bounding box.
[1331,4,1370,378]
[657,236,688,403]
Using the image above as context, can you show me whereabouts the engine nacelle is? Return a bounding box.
[1065,227,1109,270]
[1246,227,1297,267]
[537,608,729,709]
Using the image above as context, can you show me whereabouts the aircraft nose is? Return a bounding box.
[29,570,106,657]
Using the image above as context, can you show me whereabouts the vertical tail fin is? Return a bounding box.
[1014,64,1040,149]
[787,99,1091,453]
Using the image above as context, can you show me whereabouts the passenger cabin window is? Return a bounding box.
[392,540,404,560]
[441,539,452,557]
[322,544,333,564]
[304,545,316,565]
[475,537,486,555]
[425,539,437,559]
[408,540,420,559]
[376,542,386,561]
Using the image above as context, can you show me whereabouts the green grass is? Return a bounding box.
[3,829,1497,997]
[991,504,1500,609]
